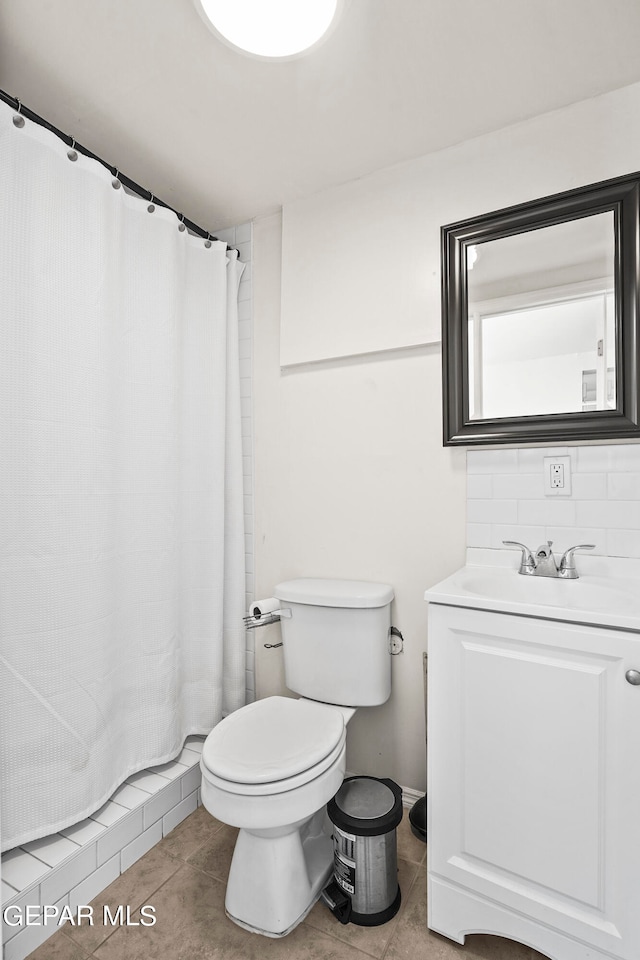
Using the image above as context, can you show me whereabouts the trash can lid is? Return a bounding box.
[327,776,403,836]
[335,777,396,819]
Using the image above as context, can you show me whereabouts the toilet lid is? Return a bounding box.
[202,696,345,785]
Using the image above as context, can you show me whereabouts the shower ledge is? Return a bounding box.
[1,736,205,960]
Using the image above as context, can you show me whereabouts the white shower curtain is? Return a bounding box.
[0,100,246,851]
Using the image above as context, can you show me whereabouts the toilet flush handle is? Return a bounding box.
[389,626,404,655]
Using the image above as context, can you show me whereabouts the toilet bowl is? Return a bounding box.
[200,696,354,936]
[200,577,395,938]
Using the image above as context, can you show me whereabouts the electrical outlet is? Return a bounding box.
[543,456,572,496]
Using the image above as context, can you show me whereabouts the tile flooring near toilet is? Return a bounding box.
[22,810,549,960]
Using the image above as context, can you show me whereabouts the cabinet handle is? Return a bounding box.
[625,669,640,685]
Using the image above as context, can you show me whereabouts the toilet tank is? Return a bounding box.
[272,578,394,707]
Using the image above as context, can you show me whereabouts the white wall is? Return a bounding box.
[280,82,640,367]
[252,81,640,793]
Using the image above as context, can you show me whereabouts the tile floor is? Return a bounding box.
[26,807,550,960]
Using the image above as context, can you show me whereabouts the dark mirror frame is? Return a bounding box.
[441,171,640,446]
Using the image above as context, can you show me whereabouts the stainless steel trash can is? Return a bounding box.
[323,776,403,926]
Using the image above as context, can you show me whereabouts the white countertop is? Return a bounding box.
[424,548,640,632]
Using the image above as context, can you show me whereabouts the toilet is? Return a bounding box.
[200,577,394,937]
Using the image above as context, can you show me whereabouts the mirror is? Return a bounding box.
[441,172,640,445]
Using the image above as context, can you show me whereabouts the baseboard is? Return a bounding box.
[400,785,425,809]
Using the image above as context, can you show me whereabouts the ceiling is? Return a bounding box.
[2,1,640,231]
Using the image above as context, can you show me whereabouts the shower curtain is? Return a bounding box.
[0,100,246,851]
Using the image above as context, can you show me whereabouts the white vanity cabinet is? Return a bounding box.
[427,602,640,960]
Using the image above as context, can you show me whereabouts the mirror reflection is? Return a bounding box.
[466,212,615,420]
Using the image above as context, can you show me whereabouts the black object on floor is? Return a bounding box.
[409,794,426,842]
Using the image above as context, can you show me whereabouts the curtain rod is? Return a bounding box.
[0,88,238,254]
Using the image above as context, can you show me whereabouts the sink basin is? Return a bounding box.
[461,571,638,612]
[425,563,640,631]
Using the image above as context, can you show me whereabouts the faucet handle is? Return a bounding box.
[535,540,554,559]
[558,544,595,579]
[502,540,536,575]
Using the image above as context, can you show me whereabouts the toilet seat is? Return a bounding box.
[201,696,346,796]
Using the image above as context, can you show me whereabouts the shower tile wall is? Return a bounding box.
[467,443,640,558]
[215,221,255,703]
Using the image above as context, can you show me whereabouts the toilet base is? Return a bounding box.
[224,809,334,937]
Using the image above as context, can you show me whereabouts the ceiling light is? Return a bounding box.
[195,0,342,60]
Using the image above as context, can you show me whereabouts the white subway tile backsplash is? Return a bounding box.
[467,449,519,474]
[544,527,607,555]
[575,446,614,473]
[467,499,518,525]
[576,500,640,530]
[466,523,492,548]
[517,499,576,527]
[490,524,546,550]
[606,445,640,472]
[467,444,640,563]
[467,474,493,499]
[607,528,640,558]
[608,472,640,499]
[571,473,608,500]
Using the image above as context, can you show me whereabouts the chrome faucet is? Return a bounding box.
[503,540,595,579]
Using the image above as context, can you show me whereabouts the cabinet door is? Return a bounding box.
[427,604,640,959]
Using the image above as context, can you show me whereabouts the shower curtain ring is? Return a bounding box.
[67,138,78,162]
[204,232,212,248]
[112,168,121,190]
[12,99,25,128]
[178,213,186,233]
[147,192,155,213]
